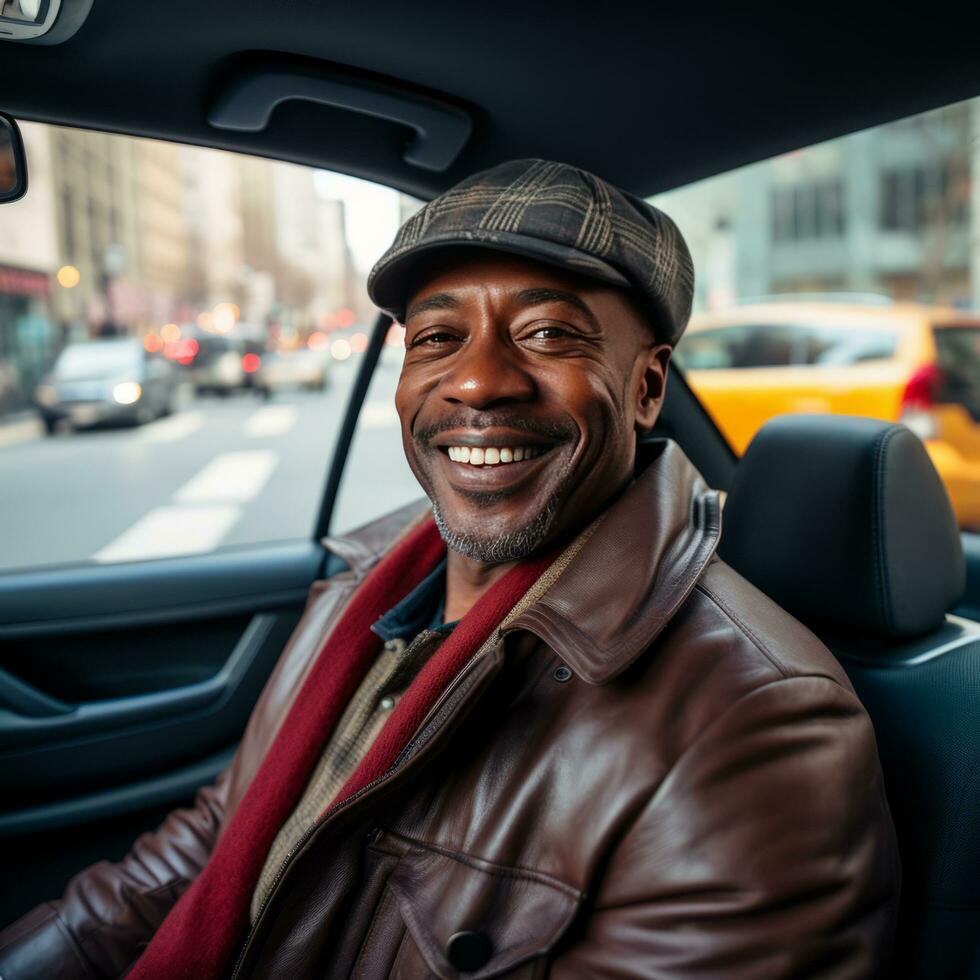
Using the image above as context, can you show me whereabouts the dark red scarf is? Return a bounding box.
[128,516,553,979]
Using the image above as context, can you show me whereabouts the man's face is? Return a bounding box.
[395,251,672,563]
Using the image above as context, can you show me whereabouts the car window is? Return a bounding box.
[330,321,426,535]
[800,326,898,365]
[932,327,980,416]
[676,323,899,371]
[653,94,980,530]
[675,325,800,370]
[0,120,420,571]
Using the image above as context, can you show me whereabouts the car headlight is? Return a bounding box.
[35,384,58,407]
[112,381,142,405]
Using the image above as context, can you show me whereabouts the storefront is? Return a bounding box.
[0,263,55,415]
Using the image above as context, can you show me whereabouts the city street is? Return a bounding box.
[0,354,424,572]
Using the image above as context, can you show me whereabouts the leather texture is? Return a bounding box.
[720,414,965,639]
[842,634,980,980]
[0,440,900,978]
[718,413,978,978]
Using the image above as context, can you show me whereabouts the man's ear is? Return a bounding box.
[634,344,672,433]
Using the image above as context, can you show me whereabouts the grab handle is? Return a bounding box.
[209,68,472,172]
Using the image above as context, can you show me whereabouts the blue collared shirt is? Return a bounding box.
[371,557,458,642]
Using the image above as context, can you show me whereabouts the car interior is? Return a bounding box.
[1,3,979,977]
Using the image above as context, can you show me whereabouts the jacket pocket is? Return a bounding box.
[384,835,583,979]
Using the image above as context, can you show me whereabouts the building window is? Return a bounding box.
[879,159,970,232]
[771,179,846,242]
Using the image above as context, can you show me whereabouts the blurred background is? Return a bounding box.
[2,94,980,570]
[0,120,419,414]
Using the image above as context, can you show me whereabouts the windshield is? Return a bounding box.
[53,341,141,380]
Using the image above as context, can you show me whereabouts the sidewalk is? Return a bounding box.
[0,410,42,449]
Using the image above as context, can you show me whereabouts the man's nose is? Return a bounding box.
[437,331,536,409]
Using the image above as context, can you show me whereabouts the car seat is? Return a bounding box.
[719,414,978,980]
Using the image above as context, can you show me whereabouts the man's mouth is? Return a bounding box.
[426,428,564,490]
[417,416,577,494]
[442,444,548,466]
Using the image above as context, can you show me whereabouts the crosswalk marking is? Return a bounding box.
[243,405,298,438]
[360,401,399,429]
[93,449,279,562]
[93,504,242,562]
[174,450,278,504]
[0,416,42,449]
[139,411,205,443]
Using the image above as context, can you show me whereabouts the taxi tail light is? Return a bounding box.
[900,363,943,440]
[902,363,942,410]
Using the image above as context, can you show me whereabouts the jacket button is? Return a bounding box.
[446,930,492,971]
[554,665,572,682]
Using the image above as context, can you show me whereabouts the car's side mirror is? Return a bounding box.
[0,114,27,204]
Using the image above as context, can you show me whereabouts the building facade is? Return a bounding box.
[654,98,978,313]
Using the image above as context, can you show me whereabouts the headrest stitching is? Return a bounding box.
[870,427,900,635]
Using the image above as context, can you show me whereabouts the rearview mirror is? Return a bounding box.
[0,114,27,204]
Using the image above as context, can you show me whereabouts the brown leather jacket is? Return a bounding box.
[0,440,899,979]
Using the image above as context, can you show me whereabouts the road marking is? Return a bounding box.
[360,401,399,429]
[174,450,278,504]
[139,411,205,444]
[0,415,43,449]
[243,405,298,438]
[93,504,243,562]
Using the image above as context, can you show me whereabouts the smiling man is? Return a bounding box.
[0,160,899,979]
[394,247,672,622]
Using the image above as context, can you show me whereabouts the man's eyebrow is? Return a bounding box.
[516,288,599,326]
[404,293,461,321]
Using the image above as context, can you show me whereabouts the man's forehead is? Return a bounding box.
[405,286,599,326]
[403,249,614,318]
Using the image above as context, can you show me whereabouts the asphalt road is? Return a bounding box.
[0,351,424,573]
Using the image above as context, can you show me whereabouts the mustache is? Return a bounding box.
[413,412,578,450]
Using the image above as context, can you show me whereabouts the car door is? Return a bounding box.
[0,120,423,927]
[0,324,403,927]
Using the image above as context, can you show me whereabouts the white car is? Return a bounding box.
[254,349,329,396]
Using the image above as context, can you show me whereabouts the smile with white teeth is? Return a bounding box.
[446,446,545,466]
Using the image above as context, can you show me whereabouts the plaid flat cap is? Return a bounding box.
[367,158,694,345]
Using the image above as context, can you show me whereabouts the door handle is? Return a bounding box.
[0,665,73,718]
[0,613,276,748]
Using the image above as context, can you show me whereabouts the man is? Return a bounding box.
[0,159,899,978]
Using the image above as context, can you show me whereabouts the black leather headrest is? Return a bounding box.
[720,415,965,639]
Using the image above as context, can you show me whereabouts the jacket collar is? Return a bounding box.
[506,439,721,685]
[325,439,721,686]
[324,498,434,578]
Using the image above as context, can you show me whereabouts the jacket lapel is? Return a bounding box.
[506,440,722,685]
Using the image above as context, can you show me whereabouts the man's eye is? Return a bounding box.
[529,326,571,340]
[412,331,459,347]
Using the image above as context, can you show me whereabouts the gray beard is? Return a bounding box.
[431,493,561,563]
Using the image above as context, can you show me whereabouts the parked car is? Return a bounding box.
[675,300,980,527]
[253,348,329,396]
[33,338,177,433]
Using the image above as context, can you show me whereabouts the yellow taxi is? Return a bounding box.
[675,299,980,527]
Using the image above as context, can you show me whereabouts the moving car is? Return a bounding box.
[677,300,980,526]
[33,337,177,432]
[184,334,248,396]
[1,3,978,977]
[254,348,329,396]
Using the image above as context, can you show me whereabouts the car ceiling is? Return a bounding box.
[3,2,980,200]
